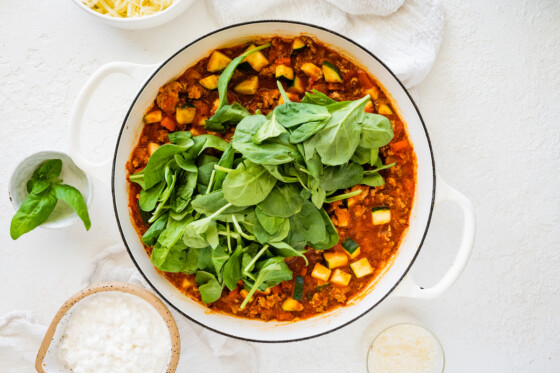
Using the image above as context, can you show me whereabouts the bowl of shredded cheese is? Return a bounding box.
[72,0,195,29]
[35,282,181,373]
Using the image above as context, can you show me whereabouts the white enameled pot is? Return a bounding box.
[69,21,475,342]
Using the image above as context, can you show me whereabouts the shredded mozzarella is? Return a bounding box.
[81,0,175,18]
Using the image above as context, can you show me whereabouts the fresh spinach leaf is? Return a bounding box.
[196,271,223,304]
[215,43,271,110]
[269,241,308,265]
[240,257,292,309]
[301,89,337,106]
[139,181,165,212]
[140,132,194,189]
[275,103,330,129]
[213,143,235,191]
[304,95,369,166]
[318,163,364,192]
[223,245,244,291]
[352,146,379,166]
[359,113,394,148]
[310,208,339,251]
[232,115,298,165]
[212,245,230,282]
[223,160,277,206]
[253,110,287,144]
[288,119,328,143]
[257,183,304,218]
[141,213,168,246]
[286,200,326,249]
[205,102,251,132]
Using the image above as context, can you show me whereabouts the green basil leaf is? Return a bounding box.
[52,184,91,230]
[10,188,58,240]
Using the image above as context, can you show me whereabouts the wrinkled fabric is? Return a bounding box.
[207,0,444,88]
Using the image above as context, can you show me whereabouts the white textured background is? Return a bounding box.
[1,0,559,372]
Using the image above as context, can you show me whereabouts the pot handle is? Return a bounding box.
[68,61,157,190]
[392,174,475,299]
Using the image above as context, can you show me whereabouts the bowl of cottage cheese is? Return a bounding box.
[35,282,180,373]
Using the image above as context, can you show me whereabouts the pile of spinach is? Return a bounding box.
[130,47,395,308]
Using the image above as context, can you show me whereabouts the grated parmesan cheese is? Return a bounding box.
[81,0,175,18]
[367,324,444,373]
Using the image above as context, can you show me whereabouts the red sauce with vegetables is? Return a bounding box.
[127,36,416,321]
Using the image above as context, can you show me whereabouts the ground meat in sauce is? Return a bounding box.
[126,36,416,321]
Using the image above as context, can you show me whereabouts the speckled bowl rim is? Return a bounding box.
[35,282,180,373]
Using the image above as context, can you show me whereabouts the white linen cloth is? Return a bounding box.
[207,0,444,88]
[0,1,444,371]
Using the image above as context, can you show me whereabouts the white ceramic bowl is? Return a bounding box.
[9,150,93,230]
[69,21,475,342]
[71,0,194,30]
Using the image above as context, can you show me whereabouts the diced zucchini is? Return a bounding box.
[207,51,232,72]
[197,116,208,126]
[364,100,374,113]
[311,263,332,282]
[291,37,307,54]
[323,251,348,269]
[281,297,303,312]
[144,110,162,124]
[301,62,322,80]
[342,238,360,255]
[330,269,351,287]
[243,44,269,72]
[322,61,343,83]
[293,276,304,301]
[234,76,259,95]
[199,74,219,90]
[372,207,391,225]
[378,103,393,115]
[288,75,305,93]
[276,65,294,81]
[147,143,160,156]
[366,87,380,100]
[350,258,374,278]
[175,104,196,125]
[348,247,361,260]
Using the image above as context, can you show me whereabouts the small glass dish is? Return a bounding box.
[361,314,445,373]
[8,150,93,230]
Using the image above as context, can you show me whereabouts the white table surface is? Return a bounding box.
[1,1,559,372]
